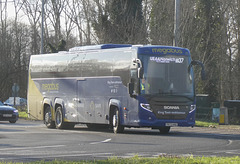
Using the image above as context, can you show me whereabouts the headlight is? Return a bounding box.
[13,110,18,113]
[140,103,152,112]
[189,105,196,113]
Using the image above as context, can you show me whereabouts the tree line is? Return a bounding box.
[0,0,239,105]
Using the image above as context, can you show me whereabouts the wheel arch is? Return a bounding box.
[43,98,65,121]
[54,98,67,121]
[43,98,52,120]
[109,99,122,126]
[54,98,65,111]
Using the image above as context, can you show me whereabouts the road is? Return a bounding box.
[0,119,240,162]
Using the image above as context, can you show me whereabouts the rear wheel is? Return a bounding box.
[55,106,75,129]
[55,106,65,129]
[159,127,170,134]
[112,108,124,133]
[44,106,55,128]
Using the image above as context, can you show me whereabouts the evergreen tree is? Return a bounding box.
[193,0,225,102]
[93,0,147,44]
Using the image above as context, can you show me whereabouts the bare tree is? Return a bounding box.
[0,0,10,100]
[236,0,240,99]
[46,0,66,44]
[64,0,96,46]
[21,0,41,55]
[149,0,174,45]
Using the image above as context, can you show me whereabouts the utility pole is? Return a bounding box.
[41,0,45,54]
[174,0,180,47]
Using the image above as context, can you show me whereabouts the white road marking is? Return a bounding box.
[226,140,233,146]
[0,145,65,151]
[90,138,112,145]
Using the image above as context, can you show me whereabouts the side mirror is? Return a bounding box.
[133,58,143,79]
[188,60,206,80]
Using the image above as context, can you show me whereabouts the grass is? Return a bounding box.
[195,120,219,127]
[18,111,28,118]
[1,156,240,164]
[104,156,240,164]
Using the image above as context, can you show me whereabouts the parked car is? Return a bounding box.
[4,97,27,107]
[0,101,19,123]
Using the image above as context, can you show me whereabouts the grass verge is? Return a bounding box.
[195,120,219,127]
[18,111,28,119]
[1,156,240,164]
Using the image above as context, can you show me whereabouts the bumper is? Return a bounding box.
[0,113,19,122]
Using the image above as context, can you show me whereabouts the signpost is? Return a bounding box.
[12,83,19,106]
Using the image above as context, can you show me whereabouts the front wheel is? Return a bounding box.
[112,108,124,134]
[159,127,170,134]
[9,120,16,123]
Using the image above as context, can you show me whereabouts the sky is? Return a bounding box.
[1,1,29,23]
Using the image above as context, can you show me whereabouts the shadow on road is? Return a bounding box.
[71,125,240,141]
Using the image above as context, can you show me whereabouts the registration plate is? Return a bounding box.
[166,123,178,127]
[3,114,12,117]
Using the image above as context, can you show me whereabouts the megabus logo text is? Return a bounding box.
[152,48,183,54]
[42,83,59,91]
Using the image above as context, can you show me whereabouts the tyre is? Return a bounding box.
[112,108,124,133]
[9,120,16,123]
[55,106,65,129]
[159,127,170,134]
[44,106,55,128]
[55,106,75,129]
